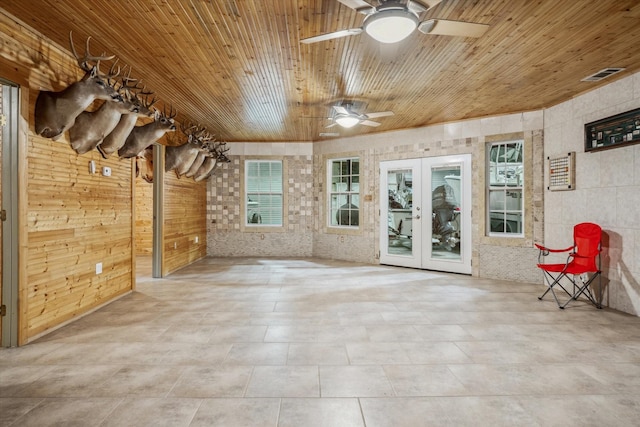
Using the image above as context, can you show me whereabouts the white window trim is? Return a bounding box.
[327,157,360,229]
[486,140,525,237]
[245,159,284,228]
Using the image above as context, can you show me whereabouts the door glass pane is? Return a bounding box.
[387,169,413,256]
[431,165,461,261]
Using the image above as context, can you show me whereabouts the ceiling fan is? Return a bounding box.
[301,0,489,45]
[327,103,394,128]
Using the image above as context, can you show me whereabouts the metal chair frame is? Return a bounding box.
[535,222,603,309]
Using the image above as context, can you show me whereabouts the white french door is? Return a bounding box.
[380,154,472,274]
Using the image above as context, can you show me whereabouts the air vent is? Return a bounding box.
[319,132,339,137]
[581,68,625,82]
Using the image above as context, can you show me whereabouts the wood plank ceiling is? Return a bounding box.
[3,0,640,142]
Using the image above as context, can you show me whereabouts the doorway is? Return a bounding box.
[380,154,472,274]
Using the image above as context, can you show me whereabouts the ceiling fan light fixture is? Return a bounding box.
[335,115,361,128]
[363,8,419,44]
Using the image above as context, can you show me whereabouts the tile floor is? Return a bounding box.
[2,257,640,426]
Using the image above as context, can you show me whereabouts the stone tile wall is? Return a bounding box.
[204,71,640,316]
[207,145,314,257]
[544,71,640,315]
[207,112,545,283]
[313,112,545,282]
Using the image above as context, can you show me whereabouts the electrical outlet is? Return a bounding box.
[96,262,102,274]
[102,166,111,177]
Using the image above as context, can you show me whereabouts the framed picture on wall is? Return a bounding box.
[585,107,640,152]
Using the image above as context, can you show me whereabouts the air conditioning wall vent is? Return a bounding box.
[581,68,625,82]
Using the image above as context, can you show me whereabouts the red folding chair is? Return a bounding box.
[535,222,602,309]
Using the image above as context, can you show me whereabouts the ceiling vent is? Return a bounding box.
[581,68,625,82]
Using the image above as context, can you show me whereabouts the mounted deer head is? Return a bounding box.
[68,62,143,155]
[165,122,212,177]
[98,86,156,158]
[136,146,154,184]
[117,104,177,159]
[194,142,230,182]
[184,150,208,179]
[34,32,123,141]
[185,138,217,178]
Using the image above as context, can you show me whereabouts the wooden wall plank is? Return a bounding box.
[135,175,153,255]
[162,172,207,276]
[0,15,136,342]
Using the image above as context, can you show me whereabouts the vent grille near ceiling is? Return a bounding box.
[581,68,626,82]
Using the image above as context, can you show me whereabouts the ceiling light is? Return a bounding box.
[363,8,419,44]
[335,115,360,128]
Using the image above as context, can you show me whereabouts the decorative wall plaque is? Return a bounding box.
[585,108,640,152]
[547,152,575,191]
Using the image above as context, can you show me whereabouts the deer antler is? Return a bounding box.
[118,66,138,99]
[194,125,207,140]
[216,143,231,162]
[164,104,177,120]
[69,31,116,73]
[107,58,121,87]
[120,65,136,87]
[198,128,215,142]
[132,84,157,109]
[180,120,198,136]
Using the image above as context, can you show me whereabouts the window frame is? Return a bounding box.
[486,140,525,237]
[327,157,360,229]
[244,159,284,228]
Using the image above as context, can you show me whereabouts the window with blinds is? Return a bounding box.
[245,160,283,226]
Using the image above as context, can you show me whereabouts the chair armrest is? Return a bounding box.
[535,243,573,253]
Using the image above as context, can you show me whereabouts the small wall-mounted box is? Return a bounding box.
[547,152,575,191]
[102,166,112,177]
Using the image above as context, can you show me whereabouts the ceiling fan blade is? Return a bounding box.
[325,122,340,128]
[337,0,376,14]
[360,120,381,127]
[332,105,350,115]
[418,19,489,38]
[365,111,394,119]
[407,0,442,14]
[301,28,363,44]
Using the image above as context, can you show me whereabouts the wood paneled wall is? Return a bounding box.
[0,12,133,342]
[27,136,134,337]
[134,176,153,255]
[0,9,214,342]
[162,171,207,276]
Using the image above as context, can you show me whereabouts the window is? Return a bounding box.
[328,158,360,227]
[487,141,524,235]
[245,160,283,226]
